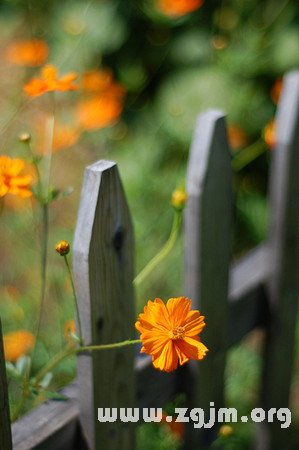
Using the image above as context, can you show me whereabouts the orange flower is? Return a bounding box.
[135,297,208,372]
[227,126,248,151]
[0,155,32,198]
[5,39,49,67]
[3,330,35,362]
[81,69,126,97]
[24,64,77,97]
[161,412,185,439]
[263,119,276,149]
[81,69,113,92]
[76,96,123,131]
[156,0,204,17]
[53,123,80,152]
[271,78,282,104]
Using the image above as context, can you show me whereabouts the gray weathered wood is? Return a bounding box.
[73,160,136,450]
[228,244,269,346]
[12,383,81,450]
[257,71,299,450]
[0,319,12,450]
[184,110,232,447]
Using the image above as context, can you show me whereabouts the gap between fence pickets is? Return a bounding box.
[11,244,268,450]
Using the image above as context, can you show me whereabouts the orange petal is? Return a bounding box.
[183,310,206,336]
[6,159,25,176]
[152,340,178,372]
[166,297,191,328]
[0,183,9,197]
[175,336,208,361]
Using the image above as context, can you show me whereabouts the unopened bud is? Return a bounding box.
[171,188,187,210]
[19,132,31,143]
[55,240,70,256]
[218,425,234,437]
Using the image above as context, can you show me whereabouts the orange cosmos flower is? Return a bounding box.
[135,297,208,372]
[3,330,35,362]
[263,119,276,149]
[24,64,77,97]
[0,155,32,198]
[81,69,126,97]
[81,69,113,92]
[53,123,80,152]
[156,0,204,17]
[161,412,185,439]
[76,96,123,131]
[227,125,248,151]
[5,39,49,67]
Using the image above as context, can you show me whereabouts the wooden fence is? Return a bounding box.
[1,70,299,450]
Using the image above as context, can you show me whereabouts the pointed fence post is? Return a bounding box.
[184,111,232,447]
[73,160,136,450]
[0,319,12,450]
[257,71,299,450]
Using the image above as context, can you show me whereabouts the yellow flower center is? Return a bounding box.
[170,326,185,340]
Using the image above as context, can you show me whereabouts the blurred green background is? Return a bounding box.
[0,0,298,448]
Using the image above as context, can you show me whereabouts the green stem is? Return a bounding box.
[63,255,84,345]
[232,139,266,172]
[32,339,141,387]
[35,203,49,342]
[33,345,75,387]
[78,339,141,353]
[133,211,182,288]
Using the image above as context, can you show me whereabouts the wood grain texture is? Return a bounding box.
[12,383,82,450]
[184,111,232,447]
[73,160,136,450]
[257,71,299,450]
[0,319,12,450]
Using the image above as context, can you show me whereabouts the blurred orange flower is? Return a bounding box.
[271,78,282,104]
[76,96,123,131]
[53,123,80,152]
[0,155,32,198]
[5,39,49,67]
[3,330,35,362]
[161,412,185,439]
[156,0,204,16]
[135,297,208,372]
[228,125,248,151]
[263,119,276,149]
[24,64,77,97]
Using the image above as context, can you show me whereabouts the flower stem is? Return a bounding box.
[63,254,84,345]
[133,211,182,288]
[32,339,141,387]
[32,345,75,387]
[77,339,141,353]
[232,139,266,171]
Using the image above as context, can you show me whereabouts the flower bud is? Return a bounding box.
[171,188,187,210]
[55,240,70,256]
[19,132,31,143]
[218,425,234,437]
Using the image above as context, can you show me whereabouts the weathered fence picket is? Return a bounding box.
[184,111,232,447]
[0,70,298,450]
[0,320,12,450]
[73,161,136,450]
[257,70,299,450]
